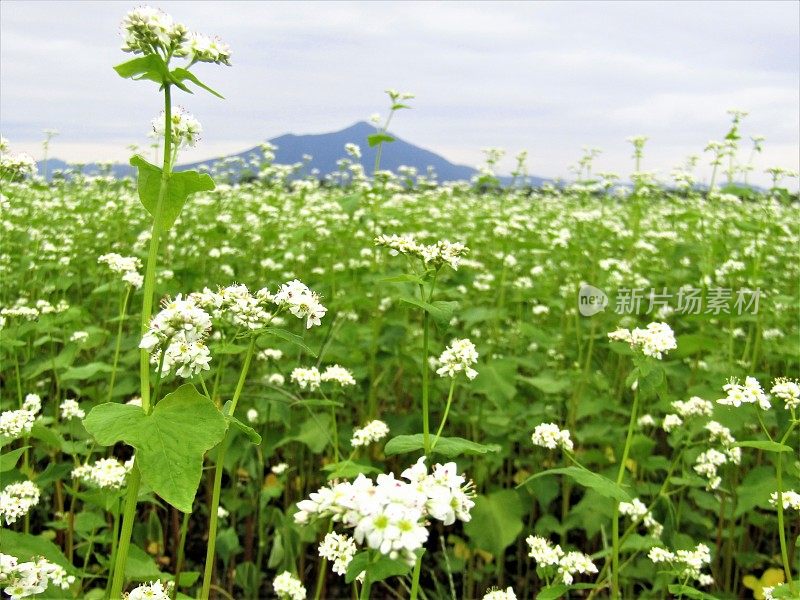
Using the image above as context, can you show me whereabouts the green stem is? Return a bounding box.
[776,423,798,594]
[200,338,256,600]
[432,379,456,449]
[409,553,423,600]
[106,286,132,403]
[610,384,640,599]
[109,83,173,600]
[421,310,431,456]
[171,510,191,600]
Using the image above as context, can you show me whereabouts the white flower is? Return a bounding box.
[72,458,132,489]
[531,423,573,451]
[246,408,259,424]
[273,571,306,600]
[98,253,143,289]
[59,399,85,420]
[436,339,479,380]
[22,394,41,414]
[0,409,36,440]
[152,107,202,149]
[558,550,598,585]
[0,554,75,598]
[318,532,359,576]
[526,535,564,567]
[271,463,288,475]
[70,331,89,343]
[126,580,174,600]
[771,378,800,410]
[351,420,390,448]
[718,376,770,410]
[694,449,729,490]
[769,490,800,511]
[272,280,327,329]
[0,481,40,525]
[375,234,469,271]
[217,506,229,519]
[321,365,356,387]
[672,397,713,418]
[608,322,677,359]
[662,414,683,433]
[291,367,321,390]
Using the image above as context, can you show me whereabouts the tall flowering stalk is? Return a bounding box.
[80,7,230,598]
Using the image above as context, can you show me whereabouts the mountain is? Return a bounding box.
[37,121,547,185]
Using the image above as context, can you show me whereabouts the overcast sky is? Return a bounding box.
[2,0,798,186]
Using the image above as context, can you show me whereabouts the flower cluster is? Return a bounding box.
[59,399,85,420]
[618,498,663,538]
[375,234,469,271]
[0,481,40,525]
[140,294,213,378]
[318,532,358,576]
[608,322,677,359]
[320,364,356,387]
[531,423,574,451]
[350,420,390,448]
[152,107,202,149]
[295,458,475,565]
[0,554,75,599]
[0,151,37,180]
[0,396,41,440]
[178,32,232,65]
[71,458,133,489]
[717,376,770,410]
[435,338,479,380]
[191,284,273,330]
[648,543,713,586]
[97,252,143,289]
[769,490,800,511]
[525,536,598,585]
[125,580,174,600]
[771,378,799,410]
[272,279,328,329]
[273,571,306,600]
[290,367,321,390]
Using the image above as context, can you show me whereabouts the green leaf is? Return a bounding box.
[736,440,793,453]
[367,133,395,147]
[125,543,164,581]
[227,414,262,445]
[130,155,215,231]
[536,584,594,600]
[667,584,720,600]
[0,446,29,472]
[399,297,457,328]
[277,413,332,454]
[345,552,370,583]
[344,552,411,583]
[114,55,169,84]
[519,374,570,395]
[258,327,317,357]
[61,362,113,381]
[322,460,382,480]
[379,273,426,285]
[464,490,525,557]
[83,384,227,512]
[383,434,499,458]
[169,68,225,98]
[519,467,631,502]
[0,530,76,573]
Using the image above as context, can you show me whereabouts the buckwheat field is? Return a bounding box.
[1,5,799,600]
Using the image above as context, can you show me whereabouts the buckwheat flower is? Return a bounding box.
[0,151,37,180]
[673,397,713,418]
[273,571,306,600]
[140,294,212,351]
[120,5,186,56]
[436,338,479,380]
[558,551,598,585]
[126,580,174,600]
[271,463,288,475]
[344,143,361,160]
[321,365,356,387]
[662,414,683,432]
[258,348,283,362]
[769,490,800,511]
[705,421,736,447]
[526,535,564,567]
[246,408,259,424]
[59,399,84,420]
[648,547,676,563]
[531,423,574,451]
[268,373,285,386]
[637,414,656,427]
[159,339,212,378]
[291,366,321,390]
[318,532,358,576]
[72,458,132,489]
[350,420,390,448]
[272,280,327,329]
[608,322,677,359]
[0,481,40,525]
[771,378,800,410]
[718,376,770,410]
[178,32,231,65]
[483,587,517,600]
[0,409,36,440]
[98,252,143,288]
[694,449,728,490]
[122,271,144,289]
[0,555,75,598]
[70,331,89,344]
[152,106,202,149]
[217,506,229,519]
[619,498,663,537]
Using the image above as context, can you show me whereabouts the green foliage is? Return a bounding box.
[464,490,525,557]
